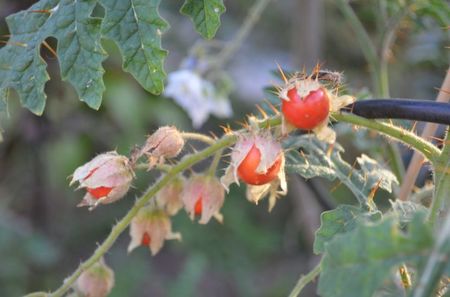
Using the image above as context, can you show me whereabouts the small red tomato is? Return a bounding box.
[237,145,281,185]
[281,87,330,129]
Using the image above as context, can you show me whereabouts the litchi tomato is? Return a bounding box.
[281,87,330,130]
[237,145,281,185]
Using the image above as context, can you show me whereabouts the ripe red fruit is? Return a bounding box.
[237,145,282,185]
[281,87,330,130]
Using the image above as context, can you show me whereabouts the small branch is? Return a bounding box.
[332,112,440,161]
[180,132,216,145]
[412,209,450,297]
[335,0,380,95]
[211,0,272,70]
[23,293,48,297]
[288,259,322,297]
[208,149,223,176]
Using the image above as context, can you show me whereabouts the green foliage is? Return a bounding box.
[0,0,169,115]
[100,0,168,95]
[318,213,433,297]
[181,0,226,39]
[0,0,106,114]
[313,205,381,254]
[284,135,398,207]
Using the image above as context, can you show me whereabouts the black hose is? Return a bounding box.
[346,99,450,125]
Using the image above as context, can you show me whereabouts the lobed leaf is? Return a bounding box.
[180,0,225,40]
[318,213,432,297]
[0,0,169,115]
[284,135,399,207]
[100,0,169,95]
[313,205,381,254]
[0,0,106,114]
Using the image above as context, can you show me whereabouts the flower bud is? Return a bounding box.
[75,258,114,297]
[70,151,134,210]
[182,175,225,224]
[128,205,181,256]
[140,126,184,169]
[221,133,287,211]
[156,177,184,216]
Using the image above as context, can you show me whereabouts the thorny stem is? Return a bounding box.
[210,0,272,70]
[332,112,440,161]
[288,259,322,297]
[428,126,450,226]
[28,112,440,297]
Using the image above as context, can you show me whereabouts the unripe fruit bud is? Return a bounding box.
[156,177,184,216]
[128,205,181,255]
[70,152,134,210]
[139,126,184,169]
[75,258,114,297]
[182,175,225,224]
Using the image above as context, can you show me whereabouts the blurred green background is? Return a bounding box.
[0,0,448,296]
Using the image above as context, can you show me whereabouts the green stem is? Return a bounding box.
[332,112,440,161]
[335,0,381,95]
[23,293,48,297]
[180,132,216,145]
[288,259,322,297]
[412,203,450,297]
[428,127,450,226]
[211,0,272,70]
[208,149,223,176]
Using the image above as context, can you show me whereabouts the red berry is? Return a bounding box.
[237,145,281,185]
[141,232,151,246]
[87,186,113,199]
[194,197,202,216]
[281,87,330,129]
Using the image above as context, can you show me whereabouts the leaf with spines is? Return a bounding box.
[181,0,225,39]
[100,0,168,95]
[313,205,381,254]
[0,0,106,114]
[284,135,398,207]
[318,213,432,297]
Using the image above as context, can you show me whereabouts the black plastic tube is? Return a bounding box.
[346,99,450,125]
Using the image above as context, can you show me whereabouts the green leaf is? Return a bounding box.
[0,0,169,115]
[0,0,106,114]
[317,213,432,297]
[100,0,169,95]
[284,135,399,207]
[181,0,225,39]
[313,205,381,254]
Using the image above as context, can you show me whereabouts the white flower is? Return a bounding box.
[164,69,232,128]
